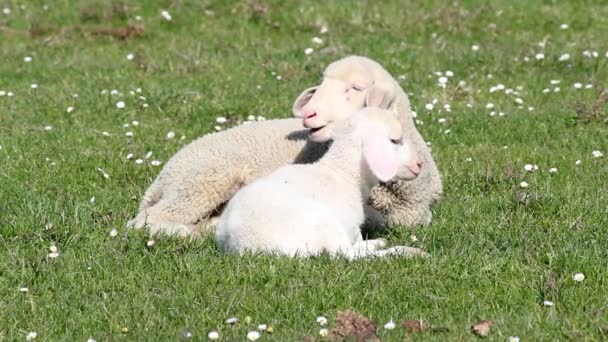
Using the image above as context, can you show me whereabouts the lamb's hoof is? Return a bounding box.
[363,238,389,251]
[388,246,430,258]
[148,223,194,238]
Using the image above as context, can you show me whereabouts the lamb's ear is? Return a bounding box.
[365,80,395,109]
[362,126,398,182]
[292,86,319,117]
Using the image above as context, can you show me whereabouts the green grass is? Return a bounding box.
[1,0,608,340]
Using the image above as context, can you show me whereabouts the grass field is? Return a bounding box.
[1,0,608,340]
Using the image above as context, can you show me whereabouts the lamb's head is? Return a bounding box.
[340,108,421,183]
[292,56,397,142]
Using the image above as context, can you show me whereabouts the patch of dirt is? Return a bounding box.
[471,320,493,337]
[88,25,143,40]
[329,310,380,342]
[403,319,430,333]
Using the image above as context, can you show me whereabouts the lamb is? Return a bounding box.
[293,56,443,228]
[127,55,441,237]
[126,119,327,237]
[215,108,429,259]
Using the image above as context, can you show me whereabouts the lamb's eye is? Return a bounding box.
[351,85,365,91]
[390,138,402,145]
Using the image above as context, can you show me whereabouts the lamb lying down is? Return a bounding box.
[216,108,430,259]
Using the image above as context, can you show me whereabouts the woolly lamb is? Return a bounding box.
[216,108,429,259]
[127,55,441,237]
[293,56,443,228]
[126,119,326,237]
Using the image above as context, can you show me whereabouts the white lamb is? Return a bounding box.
[127,55,442,237]
[216,108,429,259]
[293,56,443,228]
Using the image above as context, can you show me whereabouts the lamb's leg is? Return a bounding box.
[345,244,429,260]
[127,166,254,237]
[344,239,388,259]
[350,238,388,251]
[136,178,163,212]
[372,246,430,258]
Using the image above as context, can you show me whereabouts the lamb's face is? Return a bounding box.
[292,56,395,143]
[392,135,422,181]
[293,77,371,142]
[352,109,422,183]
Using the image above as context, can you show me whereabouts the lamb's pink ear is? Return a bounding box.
[362,127,398,182]
[292,86,319,117]
[365,80,395,109]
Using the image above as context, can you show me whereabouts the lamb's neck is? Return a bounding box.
[316,137,379,200]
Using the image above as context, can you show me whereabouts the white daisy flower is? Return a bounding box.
[208,331,219,340]
[246,331,260,341]
[161,10,172,21]
[384,320,396,330]
[573,273,585,282]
